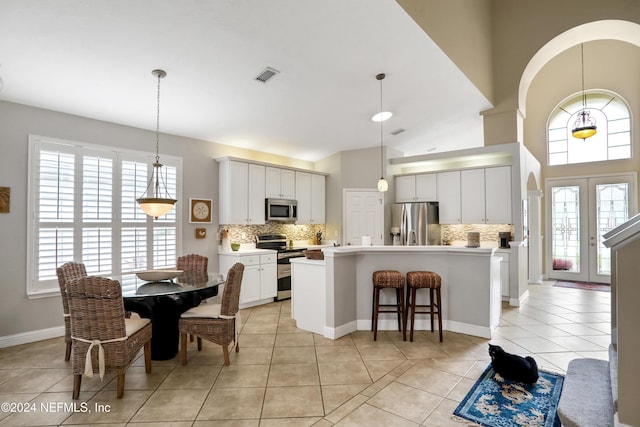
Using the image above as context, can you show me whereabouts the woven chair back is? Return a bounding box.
[221,263,244,317]
[67,276,126,340]
[56,262,87,314]
[177,254,208,273]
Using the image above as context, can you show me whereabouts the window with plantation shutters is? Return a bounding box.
[27,135,182,297]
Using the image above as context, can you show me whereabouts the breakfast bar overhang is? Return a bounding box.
[291,246,502,340]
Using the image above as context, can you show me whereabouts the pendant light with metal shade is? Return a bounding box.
[375,73,389,192]
[571,44,597,140]
[136,69,177,219]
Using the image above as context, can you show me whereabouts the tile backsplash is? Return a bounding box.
[219,223,326,245]
[442,224,514,245]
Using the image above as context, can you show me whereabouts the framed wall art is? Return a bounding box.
[189,198,212,223]
[0,187,9,213]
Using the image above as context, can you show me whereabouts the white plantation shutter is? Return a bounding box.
[153,227,177,268]
[82,154,113,222]
[121,160,148,223]
[28,135,182,297]
[38,228,74,281]
[82,227,113,275]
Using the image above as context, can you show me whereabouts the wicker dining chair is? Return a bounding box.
[66,276,152,399]
[179,262,244,366]
[56,262,87,361]
[177,253,210,341]
[177,254,208,273]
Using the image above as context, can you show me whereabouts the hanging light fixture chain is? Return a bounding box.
[137,69,175,219]
[152,69,166,164]
[580,44,586,109]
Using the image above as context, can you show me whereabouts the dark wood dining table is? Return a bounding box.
[123,272,224,360]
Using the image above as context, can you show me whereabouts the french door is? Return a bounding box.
[546,174,634,284]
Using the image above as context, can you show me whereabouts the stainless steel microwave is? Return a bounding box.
[265,198,297,222]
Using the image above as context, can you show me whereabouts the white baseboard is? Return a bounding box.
[445,320,492,339]
[350,317,491,339]
[324,321,357,339]
[0,326,64,348]
[509,289,530,307]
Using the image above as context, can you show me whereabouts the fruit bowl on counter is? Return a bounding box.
[135,269,183,282]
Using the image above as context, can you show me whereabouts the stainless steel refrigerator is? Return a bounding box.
[391,202,441,246]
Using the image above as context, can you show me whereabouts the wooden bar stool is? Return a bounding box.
[372,270,405,341]
[405,271,442,342]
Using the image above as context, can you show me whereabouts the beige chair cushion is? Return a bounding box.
[181,303,223,319]
[124,317,151,336]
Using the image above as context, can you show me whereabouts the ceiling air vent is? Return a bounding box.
[255,67,280,83]
[390,128,405,136]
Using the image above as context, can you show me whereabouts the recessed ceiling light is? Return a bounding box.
[371,111,392,122]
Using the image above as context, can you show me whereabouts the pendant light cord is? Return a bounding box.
[155,71,161,164]
[376,73,385,178]
[379,76,383,176]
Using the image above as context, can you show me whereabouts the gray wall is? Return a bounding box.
[0,101,317,339]
[0,100,379,340]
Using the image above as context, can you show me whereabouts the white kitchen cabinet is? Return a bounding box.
[461,166,512,224]
[485,166,512,224]
[461,168,486,224]
[266,167,296,199]
[290,258,326,335]
[395,173,437,202]
[436,171,461,224]
[219,251,277,308]
[295,172,325,224]
[218,159,265,225]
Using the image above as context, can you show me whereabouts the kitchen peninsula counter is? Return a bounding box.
[291,245,501,340]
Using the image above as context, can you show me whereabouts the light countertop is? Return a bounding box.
[218,248,276,255]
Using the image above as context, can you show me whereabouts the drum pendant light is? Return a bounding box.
[136,69,177,219]
[376,73,389,192]
[571,44,597,140]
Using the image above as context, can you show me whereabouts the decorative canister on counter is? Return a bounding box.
[221,228,231,251]
[466,232,480,248]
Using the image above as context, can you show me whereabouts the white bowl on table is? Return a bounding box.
[135,269,183,282]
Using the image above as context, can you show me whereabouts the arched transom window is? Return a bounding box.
[547,90,631,166]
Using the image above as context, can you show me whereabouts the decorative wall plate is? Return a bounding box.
[189,198,212,223]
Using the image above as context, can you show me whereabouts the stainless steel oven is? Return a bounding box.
[256,234,306,301]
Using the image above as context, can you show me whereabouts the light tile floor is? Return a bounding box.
[0,281,611,426]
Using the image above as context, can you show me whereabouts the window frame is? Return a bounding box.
[26,134,183,298]
[547,89,632,166]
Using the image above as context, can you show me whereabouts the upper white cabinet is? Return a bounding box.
[295,172,325,224]
[461,166,512,224]
[485,166,512,224]
[436,171,462,224]
[395,174,437,202]
[461,168,486,224]
[218,159,266,225]
[266,167,296,199]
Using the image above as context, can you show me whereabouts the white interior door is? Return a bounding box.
[546,174,634,284]
[343,190,384,246]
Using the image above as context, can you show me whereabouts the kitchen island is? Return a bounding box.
[290,245,501,340]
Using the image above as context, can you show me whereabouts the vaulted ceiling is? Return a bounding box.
[0,0,492,161]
